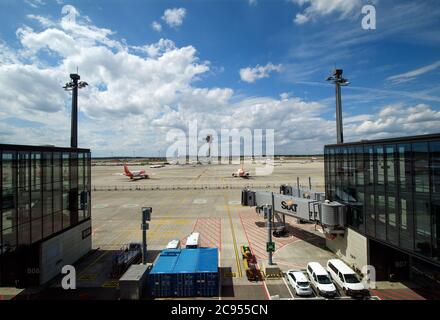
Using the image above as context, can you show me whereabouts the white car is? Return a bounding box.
[307,262,337,298]
[287,270,313,296]
[327,259,369,298]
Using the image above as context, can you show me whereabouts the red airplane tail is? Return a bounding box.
[124,164,132,176]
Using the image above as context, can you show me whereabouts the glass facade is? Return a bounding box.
[325,134,440,266]
[0,144,91,287]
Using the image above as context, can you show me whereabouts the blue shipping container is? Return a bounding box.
[148,248,219,297]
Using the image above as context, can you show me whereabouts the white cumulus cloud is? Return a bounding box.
[239,63,282,83]
[0,4,438,156]
[162,8,187,28]
[151,21,162,32]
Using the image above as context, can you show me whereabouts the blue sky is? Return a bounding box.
[0,0,439,156]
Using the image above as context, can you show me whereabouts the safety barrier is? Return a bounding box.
[91,183,298,192]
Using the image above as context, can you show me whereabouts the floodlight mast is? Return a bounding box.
[63,73,88,148]
[326,69,349,144]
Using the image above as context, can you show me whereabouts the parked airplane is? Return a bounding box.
[123,164,149,180]
[150,164,165,168]
[232,164,250,178]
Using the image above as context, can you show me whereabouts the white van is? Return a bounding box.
[306,262,337,298]
[327,259,368,297]
[185,232,200,249]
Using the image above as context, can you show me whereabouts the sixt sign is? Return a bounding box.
[274,194,318,221]
[280,200,298,213]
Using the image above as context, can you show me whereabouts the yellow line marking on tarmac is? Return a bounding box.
[78,228,132,278]
[223,193,243,278]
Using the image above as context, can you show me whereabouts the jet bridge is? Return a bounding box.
[241,186,346,235]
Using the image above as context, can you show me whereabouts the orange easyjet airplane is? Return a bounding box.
[123,164,149,180]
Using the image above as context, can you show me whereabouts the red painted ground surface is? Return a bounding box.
[238,209,323,261]
[181,217,222,250]
[370,288,426,300]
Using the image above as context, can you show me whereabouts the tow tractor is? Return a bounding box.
[241,245,261,282]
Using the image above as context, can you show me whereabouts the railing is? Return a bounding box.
[92,183,289,191]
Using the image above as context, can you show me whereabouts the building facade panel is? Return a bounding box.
[0,144,91,287]
[325,134,440,281]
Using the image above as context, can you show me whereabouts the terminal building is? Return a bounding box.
[0,144,92,288]
[324,133,440,287]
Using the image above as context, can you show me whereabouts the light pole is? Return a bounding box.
[63,73,88,148]
[326,69,349,144]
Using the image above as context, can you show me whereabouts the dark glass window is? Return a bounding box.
[2,227,17,253]
[2,152,14,190]
[376,146,385,187]
[31,218,42,243]
[53,210,63,233]
[53,152,61,183]
[399,194,414,251]
[413,143,430,194]
[376,195,386,241]
[365,193,375,237]
[385,145,396,191]
[387,195,398,245]
[355,146,364,186]
[62,153,70,229]
[31,153,41,191]
[17,152,29,190]
[431,142,440,261]
[62,153,70,192]
[414,198,432,257]
[366,146,374,187]
[62,192,70,229]
[398,144,412,192]
[18,223,31,246]
[2,153,16,235]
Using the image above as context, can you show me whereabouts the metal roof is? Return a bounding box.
[195,248,218,273]
[150,249,181,274]
[0,143,90,153]
[174,249,199,273]
[150,248,218,275]
[325,133,440,148]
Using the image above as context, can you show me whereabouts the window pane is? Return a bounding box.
[414,198,431,257]
[2,152,14,190]
[62,192,70,229]
[18,222,31,246]
[385,145,396,191]
[355,146,364,186]
[387,195,398,245]
[400,195,414,251]
[31,218,42,243]
[17,188,30,225]
[365,193,375,237]
[53,152,61,183]
[376,195,386,241]
[398,144,412,193]
[53,181,62,213]
[2,208,14,231]
[17,152,29,190]
[31,153,41,191]
[413,143,429,194]
[2,227,17,253]
[43,214,53,238]
[376,146,385,186]
[432,142,440,194]
[53,210,62,233]
[62,153,70,191]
